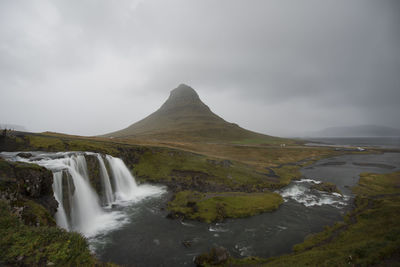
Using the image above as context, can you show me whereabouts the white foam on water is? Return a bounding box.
[209,225,229,232]
[278,178,349,208]
[295,178,322,184]
[235,244,253,257]
[180,221,195,227]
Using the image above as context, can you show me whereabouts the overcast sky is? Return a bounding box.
[0,0,399,137]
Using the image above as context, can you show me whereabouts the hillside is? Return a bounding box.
[104,84,285,143]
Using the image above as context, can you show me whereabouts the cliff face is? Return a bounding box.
[0,158,58,226]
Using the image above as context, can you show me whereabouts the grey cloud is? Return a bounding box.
[0,0,399,136]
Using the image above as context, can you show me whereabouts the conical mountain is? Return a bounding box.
[105,84,280,142]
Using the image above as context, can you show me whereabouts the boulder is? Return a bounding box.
[16,152,32,158]
[311,182,342,195]
[194,246,230,266]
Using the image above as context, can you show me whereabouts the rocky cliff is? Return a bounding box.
[0,157,58,226]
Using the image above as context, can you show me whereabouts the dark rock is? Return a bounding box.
[61,170,74,222]
[166,211,184,220]
[194,246,230,266]
[17,152,32,158]
[182,240,192,248]
[187,201,197,207]
[0,159,58,225]
[85,154,103,198]
[311,182,342,195]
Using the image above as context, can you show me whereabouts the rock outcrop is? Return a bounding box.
[0,158,58,226]
[311,182,342,195]
[194,246,230,266]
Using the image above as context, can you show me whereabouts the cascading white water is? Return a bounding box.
[96,154,114,205]
[76,155,89,181]
[106,155,138,201]
[52,171,69,230]
[66,155,105,235]
[0,151,165,238]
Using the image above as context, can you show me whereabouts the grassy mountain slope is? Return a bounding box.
[104,84,287,143]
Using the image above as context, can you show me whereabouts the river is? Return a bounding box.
[94,152,400,266]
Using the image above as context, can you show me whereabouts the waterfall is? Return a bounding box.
[75,154,89,180]
[52,171,69,230]
[96,154,114,206]
[0,151,165,238]
[66,155,104,235]
[106,155,138,201]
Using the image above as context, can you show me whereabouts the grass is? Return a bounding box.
[232,137,295,145]
[168,191,283,223]
[0,200,97,266]
[133,148,285,191]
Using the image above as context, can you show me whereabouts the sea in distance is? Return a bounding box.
[301,136,400,149]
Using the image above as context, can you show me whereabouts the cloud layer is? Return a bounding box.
[1,0,399,136]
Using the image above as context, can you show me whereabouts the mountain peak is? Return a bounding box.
[159,84,206,112]
[168,83,200,101]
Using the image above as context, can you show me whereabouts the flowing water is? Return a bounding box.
[1,151,399,266]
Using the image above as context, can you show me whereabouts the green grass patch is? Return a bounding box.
[133,148,281,191]
[0,200,96,266]
[232,137,294,145]
[168,191,283,223]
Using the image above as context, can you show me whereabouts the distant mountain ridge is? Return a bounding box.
[104,84,282,143]
[307,125,400,137]
[0,123,27,131]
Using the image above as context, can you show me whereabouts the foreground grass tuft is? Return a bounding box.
[0,201,96,266]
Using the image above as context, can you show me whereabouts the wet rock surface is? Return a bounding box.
[0,158,57,226]
[16,152,32,158]
[311,182,342,195]
[194,246,230,266]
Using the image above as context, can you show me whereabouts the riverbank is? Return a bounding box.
[202,169,400,266]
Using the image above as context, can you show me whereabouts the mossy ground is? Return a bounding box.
[226,171,400,266]
[0,200,99,266]
[133,148,287,191]
[168,190,283,223]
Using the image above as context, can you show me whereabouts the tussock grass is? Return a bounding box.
[168,191,283,223]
